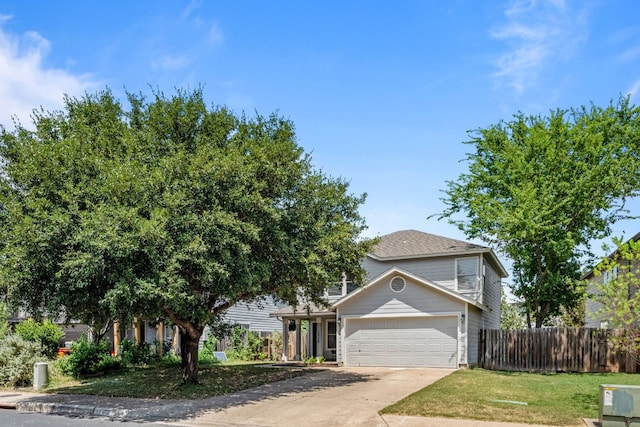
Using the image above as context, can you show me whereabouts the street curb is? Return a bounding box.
[14,400,198,421]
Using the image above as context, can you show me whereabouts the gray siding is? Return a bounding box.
[222,297,285,332]
[363,256,457,290]
[481,256,502,329]
[337,275,465,365]
[466,306,483,366]
[339,276,464,317]
[584,278,604,328]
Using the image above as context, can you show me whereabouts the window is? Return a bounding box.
[346,281,358,294]
[326,321,336,349]
[327,285,342,296]
[390,276,406,293]
[457,258,478,291]
[603,265,618,284]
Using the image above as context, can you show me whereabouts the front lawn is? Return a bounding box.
[381,368,640,426]
[46,360,315,400]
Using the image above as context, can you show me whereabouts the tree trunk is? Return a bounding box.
[181,330,202,384]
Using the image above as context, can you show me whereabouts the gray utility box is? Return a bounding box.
[600,384,640,426]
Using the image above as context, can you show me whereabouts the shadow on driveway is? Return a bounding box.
[16,367,381,422]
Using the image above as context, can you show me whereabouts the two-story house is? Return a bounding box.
[271,229,508,368]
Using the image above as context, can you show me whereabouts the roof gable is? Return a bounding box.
[333,266,488,311]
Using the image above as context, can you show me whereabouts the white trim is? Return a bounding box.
[341,312,461,320]
[367,248,491,261]
[389,276,406,293]
[341,313,460,367]
[367,248,509,278]
[325,319,336,352]
[334,266,487,311]
[455,256,479,292]
[459,305,468,365]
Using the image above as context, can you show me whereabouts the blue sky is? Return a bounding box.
[1,0,639,277]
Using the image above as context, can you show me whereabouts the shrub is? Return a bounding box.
[15,319,65,359]
[119,338,154,365]
[57,336,119,378]
[226,327,264,361]
[0,303,10,338]
[0,334,46,387]
[199,334,219,363]
[270,331,283,360]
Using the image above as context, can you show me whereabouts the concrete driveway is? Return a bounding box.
[168,366,453,427]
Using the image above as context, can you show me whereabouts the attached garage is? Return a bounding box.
[344,316,458,368]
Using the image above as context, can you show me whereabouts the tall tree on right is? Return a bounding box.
[436,97,640,327]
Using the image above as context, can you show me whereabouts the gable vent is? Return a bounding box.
[390,276,406,293]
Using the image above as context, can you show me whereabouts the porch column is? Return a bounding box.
[294,319,302,361]
[172,326,180,356]
[113,321,121,356]
[156,321,164,355]
[133,317,142,345]
[282,318,289,362]
[316,317,323,358]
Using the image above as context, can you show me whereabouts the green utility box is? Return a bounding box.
[600,384,640,426]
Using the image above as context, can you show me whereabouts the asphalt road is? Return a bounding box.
[0,409,174,426]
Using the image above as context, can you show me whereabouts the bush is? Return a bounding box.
[57,336,119,378]
[119,338,154,365]
[199,334,219,363]
[0,303,10,338]
[270,331,283,360]
[15,319,65,359]
[0,334,46,387]
[227,327,263,361]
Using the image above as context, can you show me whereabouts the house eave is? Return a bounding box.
[580,231,640,280]
[368,248,509,278]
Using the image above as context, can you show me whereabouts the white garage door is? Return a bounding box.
[344,317,458,368]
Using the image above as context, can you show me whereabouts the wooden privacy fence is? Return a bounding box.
[479,328,639,373]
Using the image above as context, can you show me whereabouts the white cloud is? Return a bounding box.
[490,0,589,95]
[616,46,640,63]
[627,80,640,101]
[151,55,190,70]
[208,22,224,45]
[0,20,99,128]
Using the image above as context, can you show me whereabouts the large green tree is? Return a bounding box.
[0,88,373,383]
[436,98,640,327]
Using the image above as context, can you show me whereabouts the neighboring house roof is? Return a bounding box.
[333,266,489,311]
[581,231,640,280]
[269,302,334,318]
[369,230,508,277]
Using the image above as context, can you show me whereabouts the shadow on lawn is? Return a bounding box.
[16,366,377,422]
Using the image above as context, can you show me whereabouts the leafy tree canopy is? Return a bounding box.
[0,87,374,382]
[436,97,640,327]
[500,291,526,330]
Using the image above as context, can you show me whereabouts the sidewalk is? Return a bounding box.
[0,368,595,427]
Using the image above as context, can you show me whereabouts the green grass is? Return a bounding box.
[381,368,640,426]
[45,360,315,400]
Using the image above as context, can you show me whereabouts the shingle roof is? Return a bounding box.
[370,229,488,259]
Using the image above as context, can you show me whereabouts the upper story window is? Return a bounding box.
[325,274,358,299]
[603,265,618,284]
[456,257,479,291]
[346,281,358,294]
[327,285,343,296]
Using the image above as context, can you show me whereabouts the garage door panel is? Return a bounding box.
[345,317,457,368]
